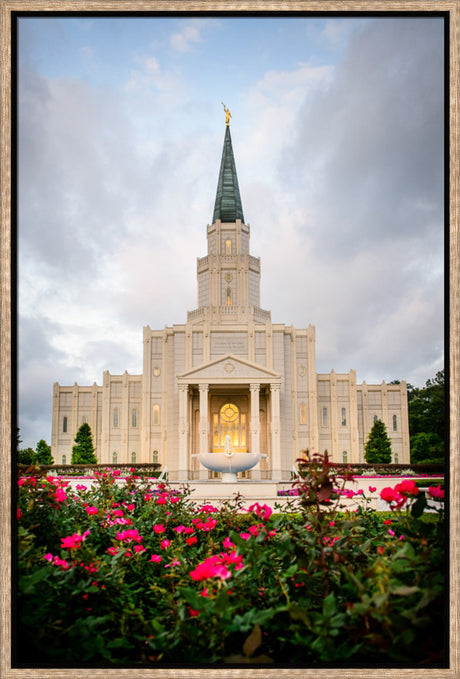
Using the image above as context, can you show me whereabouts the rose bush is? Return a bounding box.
[16,458,445,667]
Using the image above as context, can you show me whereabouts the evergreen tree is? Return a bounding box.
[35,439,54,465]
[71,423,97,464]
[364,419,392,464]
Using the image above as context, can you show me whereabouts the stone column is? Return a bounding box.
[270,383,282,480]
[178,384,189,480]
[199,384,210,479]
[250,383,261,480]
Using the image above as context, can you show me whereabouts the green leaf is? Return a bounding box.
[288,603,310,626]
[322,592,337,618]
[410,492,427,519]
[176,586,201,611]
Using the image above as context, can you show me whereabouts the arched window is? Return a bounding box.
[62,454,67,465]
[225,239,232,255]
[393,415,398,431]
[131,452,136,464]
[113,408,119,428]
[394,453,399,464]
[343,451,348,463]
[63,416,68,433]
[112,452,118,464]
[341,407,347,426]
[153,404,160,425]
[153,450,159,464]
[131,409,137,428]
[226,287,232,306]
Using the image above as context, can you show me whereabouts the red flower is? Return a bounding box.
[396,479,419,497]
[160,539,171,550]
[428,485,444,500]
[186,536,198,546]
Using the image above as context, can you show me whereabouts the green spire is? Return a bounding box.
[212,125,245,223]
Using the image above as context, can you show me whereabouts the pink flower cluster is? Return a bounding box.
[248,502,272,522]
[115,528,143,543]
[428,485,444,500]
[189,550,244,582]
[60,530,91,550]
[380,479,419,510]
[192,517,218,531]
[44,553,71,570]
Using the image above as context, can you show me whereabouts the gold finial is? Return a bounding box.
[222,102,231,126]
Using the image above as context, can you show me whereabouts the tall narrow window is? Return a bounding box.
[394,453,399,464]
[82,415,87,425]
[343,451,348,463]
[225,239,232,255]
[373,415,378,424]
[112,452,118,464]
[322,407,328,427]
[153,404,160,425]
[299,402,307,425]
[393,415,398,431]
[113,408,119,428]
[226,287,231,306]
[63,416,68,433]
[131,452,137,464]
[132,409,137,428]
[153,450,159,464]
[62,455,67,465]
[341,407,347,426]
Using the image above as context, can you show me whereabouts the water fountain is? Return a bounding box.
[193,435,267,482]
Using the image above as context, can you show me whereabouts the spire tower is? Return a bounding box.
[212,125,245,224]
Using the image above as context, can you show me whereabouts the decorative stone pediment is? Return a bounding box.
[177,354,281,386]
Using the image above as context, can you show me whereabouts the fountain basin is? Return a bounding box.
[193,452,266,482]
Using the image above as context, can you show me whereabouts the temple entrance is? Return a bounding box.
[212,402,248,452]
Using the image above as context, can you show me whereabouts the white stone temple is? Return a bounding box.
[51,119,410,479]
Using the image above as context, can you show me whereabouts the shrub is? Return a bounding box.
[16,459,445,667]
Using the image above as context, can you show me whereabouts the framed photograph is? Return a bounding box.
[1,2,457,677]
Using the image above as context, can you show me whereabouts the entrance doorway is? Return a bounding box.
[212,401,248,453]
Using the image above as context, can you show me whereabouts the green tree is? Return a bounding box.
[410,432,444,464]
[71,423,97,464]
[17,448,36,465]
[35,439,54,465]
[408,369,445,463]
[408,369,445,440]
[364,419,392,464]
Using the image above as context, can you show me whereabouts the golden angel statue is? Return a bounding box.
[221,102,232,126]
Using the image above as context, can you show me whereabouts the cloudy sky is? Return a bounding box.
[16,13,445,449]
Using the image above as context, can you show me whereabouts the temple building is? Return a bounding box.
[51,119,410,479]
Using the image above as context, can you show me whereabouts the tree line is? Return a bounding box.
[17,422,97,466]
